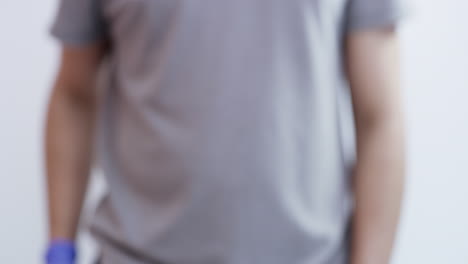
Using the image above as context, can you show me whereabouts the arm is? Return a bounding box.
[44,41,107,242]
[345,27,406,264]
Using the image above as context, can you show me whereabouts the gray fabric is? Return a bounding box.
[50,0,408,263]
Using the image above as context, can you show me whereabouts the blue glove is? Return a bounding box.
[45,239,77,264]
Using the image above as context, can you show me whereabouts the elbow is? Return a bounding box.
[51,79,98,109]
[354,107,405,135]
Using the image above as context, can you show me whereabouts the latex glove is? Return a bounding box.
[45,239,76,264]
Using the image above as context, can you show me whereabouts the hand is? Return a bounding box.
[45,239,76,264]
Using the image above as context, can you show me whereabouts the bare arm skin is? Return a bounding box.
[44,41,107,241]
[345,27,406,264]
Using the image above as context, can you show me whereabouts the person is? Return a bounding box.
[44,0,408,263]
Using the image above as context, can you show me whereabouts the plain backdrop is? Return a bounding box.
[1,0,467,263]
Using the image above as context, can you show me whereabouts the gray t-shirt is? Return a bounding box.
[50,0,407,263]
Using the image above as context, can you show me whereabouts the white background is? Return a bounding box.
[1,0,467,263]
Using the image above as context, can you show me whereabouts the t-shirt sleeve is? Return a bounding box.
[49,0,108,45]
[345,0,410,32]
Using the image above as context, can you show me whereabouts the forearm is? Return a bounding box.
[350,114,406,264]
[45,87,97,241]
